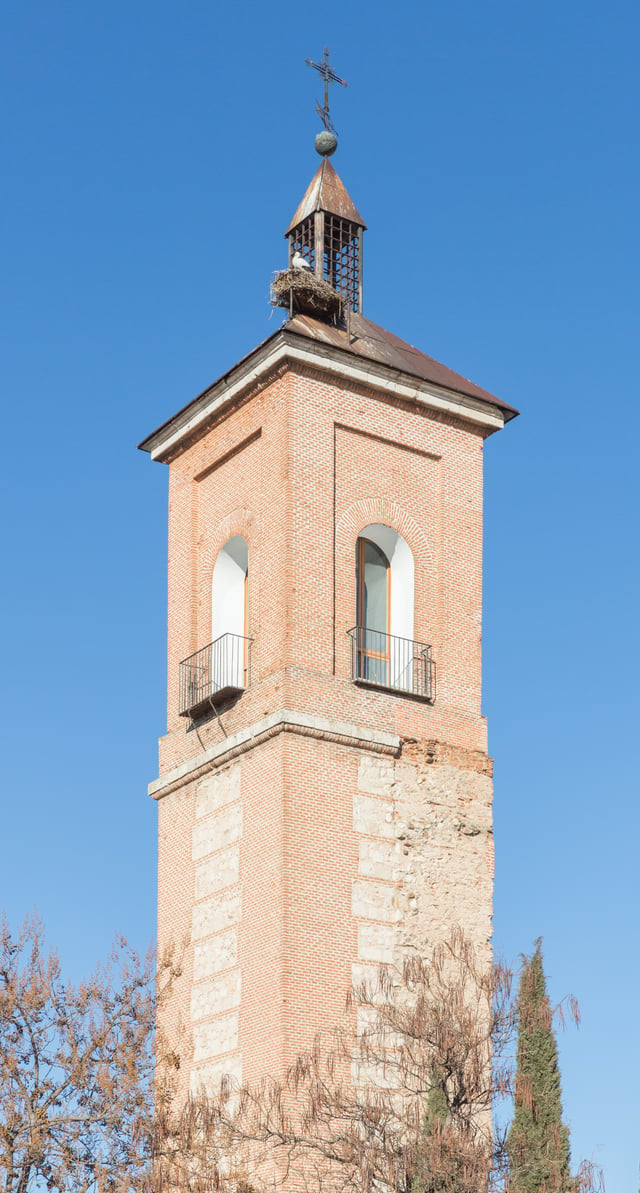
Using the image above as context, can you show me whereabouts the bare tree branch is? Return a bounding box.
[0,915,178,1193]
[155,932,601,1193]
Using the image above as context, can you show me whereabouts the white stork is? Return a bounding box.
[292,251,312,272]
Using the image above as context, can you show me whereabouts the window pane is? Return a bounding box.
[363,539,388,635]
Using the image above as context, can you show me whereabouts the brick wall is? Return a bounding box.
[153,354,494,1093]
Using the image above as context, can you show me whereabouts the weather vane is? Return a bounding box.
[305,47,347,157]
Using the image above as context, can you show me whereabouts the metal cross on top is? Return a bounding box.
[305,47,347,135]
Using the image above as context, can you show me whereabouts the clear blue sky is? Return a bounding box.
[1,2,637,1189]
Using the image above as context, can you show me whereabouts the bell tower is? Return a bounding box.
[140,84,517,1096]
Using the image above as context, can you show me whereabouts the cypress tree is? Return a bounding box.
[506,942,573,1193]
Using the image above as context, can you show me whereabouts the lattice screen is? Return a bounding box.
[289,218,316,273]
[289,215,361,312]
[323,216,360,312]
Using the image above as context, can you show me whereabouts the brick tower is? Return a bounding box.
[139,141,517,1096]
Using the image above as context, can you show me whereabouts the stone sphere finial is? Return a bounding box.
[315,130,338,157]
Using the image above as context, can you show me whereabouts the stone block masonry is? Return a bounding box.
[189,763,243,1094]
[353,750,493,985]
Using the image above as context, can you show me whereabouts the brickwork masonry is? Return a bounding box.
[154,356,498,1093]
[158,728,493,1093]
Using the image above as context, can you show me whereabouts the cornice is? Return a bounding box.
[140,332,507,463]
[148,709,402,799]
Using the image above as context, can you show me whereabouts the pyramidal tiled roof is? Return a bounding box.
[285,158,366,235]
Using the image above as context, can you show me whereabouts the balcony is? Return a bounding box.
[347,627,436,702]
[179,634,252,718]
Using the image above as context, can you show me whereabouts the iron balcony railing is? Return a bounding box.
[347,626,436,702]
[179,633,252,718]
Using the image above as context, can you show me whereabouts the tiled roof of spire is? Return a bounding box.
[285,158,366,234]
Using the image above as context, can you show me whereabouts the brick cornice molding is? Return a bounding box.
[149,710,402,800]
[150,713,493,799]
[141,335,506,463]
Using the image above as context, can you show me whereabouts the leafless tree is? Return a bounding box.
[0,915,175,1193]
[2,916,599,1193]
[156,932,602,1193]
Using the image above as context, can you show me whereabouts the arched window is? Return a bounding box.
[354,524,415,691]
[179,536,250,716]
[211,535,249,692]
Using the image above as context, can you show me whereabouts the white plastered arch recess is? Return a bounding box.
[211,535,248,641]
[335,498,435,689]
[336,497,433,577]
[359,522,415,644]
[210,535,249,692]
[198,507,255,647]
[357,523,415,690]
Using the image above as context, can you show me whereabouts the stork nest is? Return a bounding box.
[271,268,343,320]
